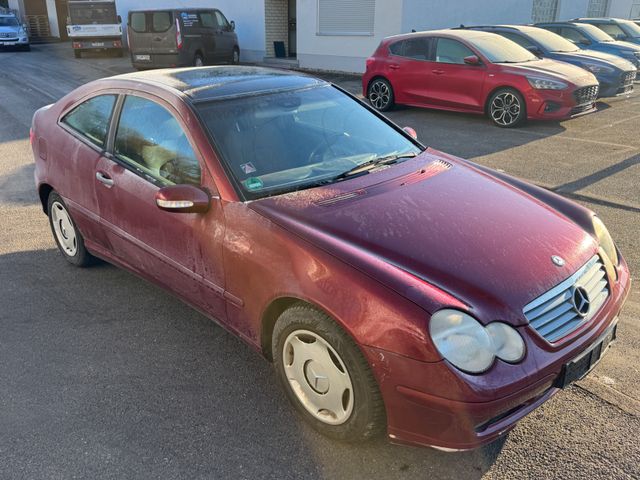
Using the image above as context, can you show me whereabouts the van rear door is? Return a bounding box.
[149,11,177,59]
[128,11,152,62]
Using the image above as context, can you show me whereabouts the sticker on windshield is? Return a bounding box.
[243,177,264,191]
[240,162,257,174]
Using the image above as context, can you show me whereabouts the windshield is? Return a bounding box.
[470,34,537,63]
[527,28,579,52]
[620,20,640,37]
[69,3,117,25]
[196,85,422,199]
[578,23,615,42]
[0,17,19,27]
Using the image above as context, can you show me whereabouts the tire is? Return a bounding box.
[74,49,81,59]
[272,303,386,442]
[487,88,526,128]
[367,77,394,112]
[194,53,204,67]
[22,45,31,52]
[115,48,124,57]
[47,191,94,267]
[231,46,240,65]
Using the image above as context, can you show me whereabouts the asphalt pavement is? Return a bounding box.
[1,43,639,479]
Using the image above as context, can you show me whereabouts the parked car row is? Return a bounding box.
[364,21,639,127]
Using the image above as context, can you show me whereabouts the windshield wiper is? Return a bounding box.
[332,152,418,181]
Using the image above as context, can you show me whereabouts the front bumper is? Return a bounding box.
[525,84,599,121]
[364,257,630,450]
[0,37,29,47]
[598,70,636,97]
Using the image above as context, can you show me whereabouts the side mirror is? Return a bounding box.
[230,20,236,31]
[117,15,122,23]
[155,184,210,213]
[463,55,481,66]
[402,126,418,140]
[616,33,627,40]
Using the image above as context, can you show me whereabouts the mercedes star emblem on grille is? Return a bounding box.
[572,286,591,317]
[551,255,565,267]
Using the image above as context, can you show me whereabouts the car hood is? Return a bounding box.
[607,40,640,52]
[554,49,635,70]
[249,149,597,325]
[501,58,598,86]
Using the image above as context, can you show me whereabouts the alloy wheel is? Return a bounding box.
[232,49,239,64]
[282,329,354,425]
[490,92,521,126]
[369,80,391,110]
[51,201,78,256]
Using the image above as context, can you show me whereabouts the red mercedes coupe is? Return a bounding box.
[363,29,600,127]
[32,67,630,451]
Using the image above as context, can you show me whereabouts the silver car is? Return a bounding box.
[0,13,30,51]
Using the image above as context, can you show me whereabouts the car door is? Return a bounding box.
[94,93,227,320]
[150,11,177,63]
[427,37,487,111]
[213,10,235,61]
[57,94,117,250]
[385,37,434,106]
[198,10,217,62]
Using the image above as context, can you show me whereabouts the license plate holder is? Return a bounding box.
[91,42,105,47]
[555,323,617,389]
[135,54,151,61]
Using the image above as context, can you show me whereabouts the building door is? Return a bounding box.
[531,0,558,23]
[288,0,296,57]
[587,0,609,17]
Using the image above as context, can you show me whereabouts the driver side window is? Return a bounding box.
[114,96,202,186]
[435,38,474,64]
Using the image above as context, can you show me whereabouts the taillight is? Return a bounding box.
[29,127,35,146]
[175,17,183,50]
[365,57,375,69]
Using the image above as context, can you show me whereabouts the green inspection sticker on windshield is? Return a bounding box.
[243,177,264,191]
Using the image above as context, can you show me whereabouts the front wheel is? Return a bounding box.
[47,191,94,267]
[487,88,526,128]
[231,46,240,64]
[272,304,386,442]
[194,53,204,67]
[367,78,394,112]
[74,49,82,59]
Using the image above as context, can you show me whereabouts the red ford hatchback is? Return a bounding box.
[32,67,630,451]
[363,29,600,127]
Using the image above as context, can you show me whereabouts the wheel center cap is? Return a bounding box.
[304,360,330,394]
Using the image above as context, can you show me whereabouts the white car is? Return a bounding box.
[0,13,30,51]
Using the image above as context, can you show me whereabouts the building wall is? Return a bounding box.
[608,0,636,16]
[296,0,403,73]
[115,0,266,62]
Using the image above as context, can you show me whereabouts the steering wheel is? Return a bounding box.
[308,132,350,164]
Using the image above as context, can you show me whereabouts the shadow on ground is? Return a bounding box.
[0,248,508,479]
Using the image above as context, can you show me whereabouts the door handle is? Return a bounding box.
[432,69,445,75]
[153,36,162,41]
[96,171,114,187]
[389,64,400,70]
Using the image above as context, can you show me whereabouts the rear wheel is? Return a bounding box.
[488,88,526,128]
[368,78,394,112]
[47,191,94,267]
[272,304,386,442]
[194,53,204,67]
[74,49,81,59]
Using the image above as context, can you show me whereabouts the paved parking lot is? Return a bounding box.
[1,43,639,479]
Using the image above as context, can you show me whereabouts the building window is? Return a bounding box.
[317,0,375,36]
[587,0,609,17]
[531,0,558,23]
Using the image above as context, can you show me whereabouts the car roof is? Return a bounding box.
[110,66,327,103]
[384,29,502,43]
[129,8,215,13]
[465,25,543,34]
[573,17,629,23]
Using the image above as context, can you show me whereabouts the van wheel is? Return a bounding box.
[194,53,204,67]
[231,47,240,64]
[115,48,124,57]
[74,50,82,59]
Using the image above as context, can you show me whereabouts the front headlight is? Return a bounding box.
[527,76,569,90]
[593,216,619,267]
[429,310,525,373]
[582,63,614,74]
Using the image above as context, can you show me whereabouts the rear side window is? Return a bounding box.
[62,95,116,148]
[179,12,200,30]
[200,12,215,29]
[388,41,404,56]
[114,96,201,186]
[130,12,146,33]
[402,38,431,60]
[435,38,475,64]
[152,12,172,32]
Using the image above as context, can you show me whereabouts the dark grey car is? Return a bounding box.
[128,8,239,70]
